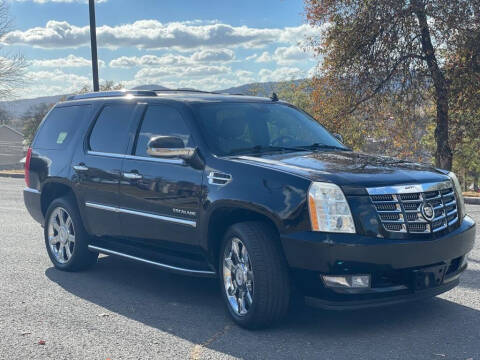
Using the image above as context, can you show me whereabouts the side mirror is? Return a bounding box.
[147,136,195,160]
[334,133,344,143]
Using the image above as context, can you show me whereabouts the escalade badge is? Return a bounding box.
[421,203,435,221]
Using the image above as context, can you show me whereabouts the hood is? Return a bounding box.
[231,151,449,189]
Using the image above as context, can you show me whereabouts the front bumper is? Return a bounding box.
[281,215,475,307]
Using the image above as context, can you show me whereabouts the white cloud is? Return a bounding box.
[259,67,304,82]
[110,54,186,68]
[2,19,319,50]
[25,69,89,83]
[191,49,235,62]
[253,46,314,65]
[256,51,273,63]
[245,53,258,61]
[235,70,255,84]
[109,49,235,69]
[273,45,311,65]
[255,46,313,65]
[134,64,231,80]
[23,69,90,98]
[30,54,105,68]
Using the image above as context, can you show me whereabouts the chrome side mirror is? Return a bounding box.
[147,136,195,160]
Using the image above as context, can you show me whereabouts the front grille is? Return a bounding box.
[369,182,458,234]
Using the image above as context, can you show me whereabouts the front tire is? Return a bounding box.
[219,221,290,329]
[44,195,98,271]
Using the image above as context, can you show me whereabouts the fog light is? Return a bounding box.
[322,275,371,288]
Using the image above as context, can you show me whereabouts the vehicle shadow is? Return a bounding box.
[45,255,480,360]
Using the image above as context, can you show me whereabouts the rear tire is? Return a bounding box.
[219,221,290,329]
[44,195,98,271]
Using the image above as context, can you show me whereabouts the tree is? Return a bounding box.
[275,80,314,114]
[75,80,124,95]
[0,1,26,98]
[22,103,52,146]
[305,0,480,170]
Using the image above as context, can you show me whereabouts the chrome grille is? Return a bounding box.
[367,181,458,234]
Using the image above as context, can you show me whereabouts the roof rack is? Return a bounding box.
[67,90,157,101]
[153,89,220,94]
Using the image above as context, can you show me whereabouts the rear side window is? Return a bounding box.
[89,104,135,154]
[34,105,91,150]
[134,105,192,157]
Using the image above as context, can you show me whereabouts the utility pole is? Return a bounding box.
[89,0,99,92]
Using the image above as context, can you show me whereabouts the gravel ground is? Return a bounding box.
[0,177,479,360]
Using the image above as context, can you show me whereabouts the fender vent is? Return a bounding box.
[207,171,232,185]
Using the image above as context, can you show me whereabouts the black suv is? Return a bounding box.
[24,90,476,328]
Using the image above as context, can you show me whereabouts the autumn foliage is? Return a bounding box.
[304,0,480,173]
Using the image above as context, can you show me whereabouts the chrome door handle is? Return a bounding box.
[73,164,88,171]
[123,172,143,180]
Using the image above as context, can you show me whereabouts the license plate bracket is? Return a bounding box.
[412,264,447,291]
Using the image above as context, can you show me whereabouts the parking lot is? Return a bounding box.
[0,176,479,360]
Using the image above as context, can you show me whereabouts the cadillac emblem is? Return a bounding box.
[421,203,435,221]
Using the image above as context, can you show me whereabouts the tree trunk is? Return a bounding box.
[413,0,453,170]
[474,172,479,192]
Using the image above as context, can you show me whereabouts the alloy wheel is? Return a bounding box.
[47,207,75,264]
[223,237,254,316]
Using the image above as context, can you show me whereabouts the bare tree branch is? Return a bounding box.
[0,0,26,99]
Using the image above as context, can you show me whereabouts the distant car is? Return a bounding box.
[23,90,476,328]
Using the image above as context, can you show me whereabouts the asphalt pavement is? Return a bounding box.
[0,177,479,360]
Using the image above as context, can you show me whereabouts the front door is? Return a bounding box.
[117,104,203,246]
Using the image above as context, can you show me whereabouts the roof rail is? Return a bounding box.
[67,90,157,101]
[154,89,219,94]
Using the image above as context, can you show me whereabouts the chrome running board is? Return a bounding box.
[88,245,216,277]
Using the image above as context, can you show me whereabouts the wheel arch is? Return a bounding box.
[204,202,283,270]
[40,181,78,220]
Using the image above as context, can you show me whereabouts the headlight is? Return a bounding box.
[308,182,356,233]
[448,171,466,218]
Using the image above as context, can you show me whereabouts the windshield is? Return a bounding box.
[192,102,348,156]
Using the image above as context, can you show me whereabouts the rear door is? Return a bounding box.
[117,104,203,246]
[72,102,139,237]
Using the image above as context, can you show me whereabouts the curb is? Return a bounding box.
[465,197,480,205]
[0,173,24,179]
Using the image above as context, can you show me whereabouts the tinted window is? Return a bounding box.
[134,105,192,157]
[89,104,135,154]
[193,102,347,156]
[34,105,91,150]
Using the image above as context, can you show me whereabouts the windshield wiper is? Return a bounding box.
[295,143,350,151]
[226,145,303,156]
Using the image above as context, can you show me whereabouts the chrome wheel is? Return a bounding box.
[223,237,254,316]
[47,207,75,264]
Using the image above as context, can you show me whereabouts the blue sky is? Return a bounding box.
[3,0,319,98]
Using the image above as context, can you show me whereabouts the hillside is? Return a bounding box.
[0,94,67,118]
